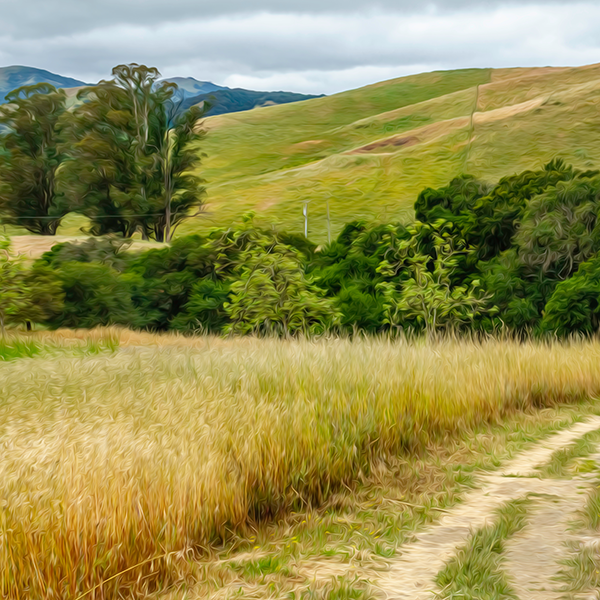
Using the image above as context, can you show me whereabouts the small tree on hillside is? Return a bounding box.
[0,84,68,234]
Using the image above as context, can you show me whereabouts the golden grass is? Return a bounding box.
[3,331,600,598]
[6,234,167,259]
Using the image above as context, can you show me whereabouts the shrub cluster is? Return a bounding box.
[7,159,600,337]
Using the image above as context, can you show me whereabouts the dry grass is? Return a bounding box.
[6,234,166,259]
[3,331,600,598]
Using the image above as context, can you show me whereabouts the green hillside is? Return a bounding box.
[172,63,600,242]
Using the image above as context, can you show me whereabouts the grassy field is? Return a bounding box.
[6,62,600,253]
[3,330,600,598]
[162,62,600,242]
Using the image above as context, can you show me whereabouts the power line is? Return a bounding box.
[0,212,196,220]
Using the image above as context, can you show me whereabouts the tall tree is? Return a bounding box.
[147,101,207,242]
[58,82,145,237]
[0,84,67,234]
[59,64,207,241]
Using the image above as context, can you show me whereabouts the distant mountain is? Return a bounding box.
[180,88,324,117]
[158,77,228,100]
[0,66,87,102]
[0,66,323,117]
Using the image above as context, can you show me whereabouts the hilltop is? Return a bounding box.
[183,63,600,242]
[0,66,87,101]
[180,87,324,117]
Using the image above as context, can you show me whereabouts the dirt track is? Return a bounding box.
[372,417,600,599]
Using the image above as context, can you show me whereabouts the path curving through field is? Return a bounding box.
[372,416,600,600]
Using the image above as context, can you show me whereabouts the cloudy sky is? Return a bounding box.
[0,1,599,94]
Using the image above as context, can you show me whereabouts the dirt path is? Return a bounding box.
[372,416,600,600]
[504,491,582,600]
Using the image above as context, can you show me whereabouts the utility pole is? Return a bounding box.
[303,202,308,238]
[326,199,331,244]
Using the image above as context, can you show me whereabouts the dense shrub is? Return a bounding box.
[541,256,600,336]
[51,262,140,329]
[9,160,600,338]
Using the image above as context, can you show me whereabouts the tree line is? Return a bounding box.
[0,64,206,242]
[3,158,600,338]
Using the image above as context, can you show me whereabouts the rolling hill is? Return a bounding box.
[0,66,320,117]
[176,63,600,242]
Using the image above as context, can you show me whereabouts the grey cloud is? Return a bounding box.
[0,1,598,95]
[0,0,573,37]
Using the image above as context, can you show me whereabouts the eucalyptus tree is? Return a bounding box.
[146,98,207,242]
[0,83,68,234]
[58,81,145,237]
[59,63,207,241]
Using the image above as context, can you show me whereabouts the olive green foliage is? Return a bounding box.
[0,84,68,234]
[58,64,207,241]
[379,221,490,334]
[4,160,600,337]
[0,238,31,332]
[223,225,337,336]
[0,238,63,332]
[51,262,139,329]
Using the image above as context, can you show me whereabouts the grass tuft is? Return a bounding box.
[537,428,600,479]
[0,336,41,360]
[299,576,374,600]
[435,498,530,599]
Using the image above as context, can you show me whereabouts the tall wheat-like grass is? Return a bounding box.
[2,332,600,598]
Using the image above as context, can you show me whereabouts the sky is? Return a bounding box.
[0,1,599,95]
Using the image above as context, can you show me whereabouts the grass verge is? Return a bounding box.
[0,329,120,360]
[537,427,600,479]
[560,540,600,600]
[559,463,600,600]
[435,498,530,600]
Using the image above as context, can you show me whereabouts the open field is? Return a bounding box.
[4,330,600,597]
[173,62,600,242]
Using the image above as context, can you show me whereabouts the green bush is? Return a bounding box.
[51,262,140,329]
[541,256,600,336]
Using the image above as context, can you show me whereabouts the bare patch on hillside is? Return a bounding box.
[349,135,420,154]
[346,95,547,156]
[9,235,165,259]
[474,97,545,124]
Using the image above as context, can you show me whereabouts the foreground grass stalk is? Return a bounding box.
[2,332,600,598]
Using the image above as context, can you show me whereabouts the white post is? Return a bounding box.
[303,203,308,238]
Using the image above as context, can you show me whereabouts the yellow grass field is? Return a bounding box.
[3,330,600,598]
